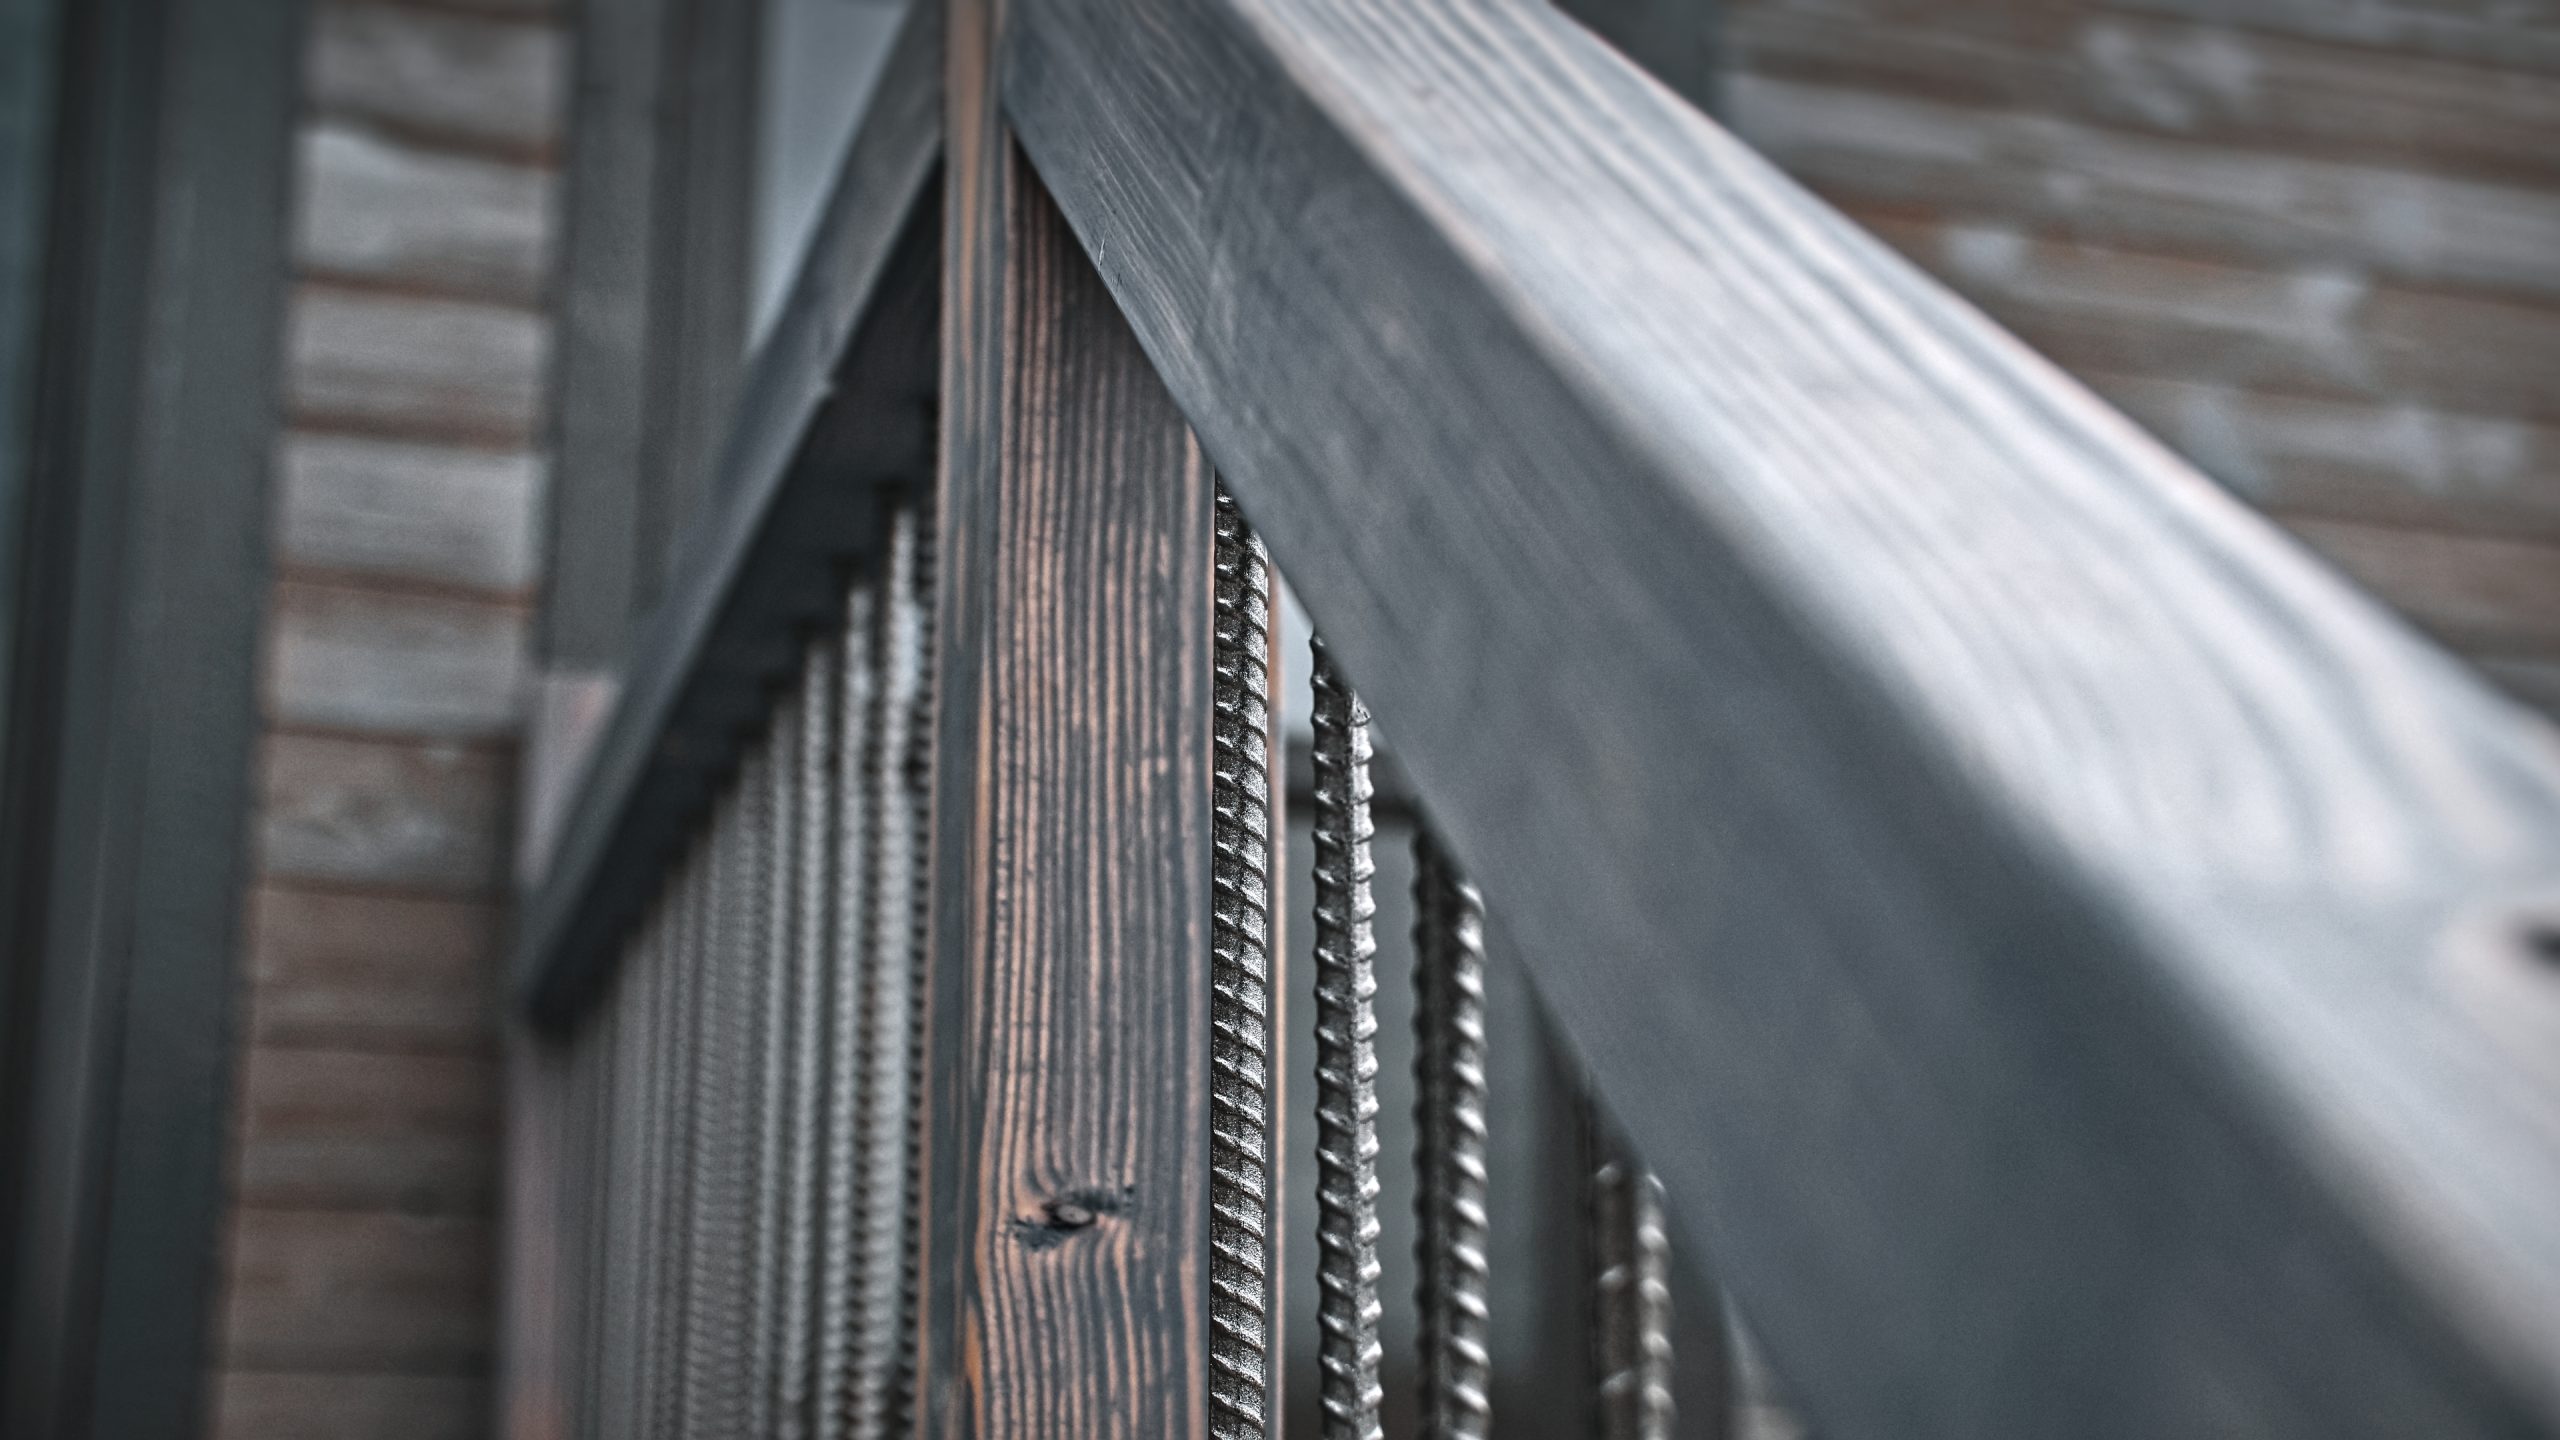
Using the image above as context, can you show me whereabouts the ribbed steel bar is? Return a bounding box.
[1309,635,1384,1440]
[654,842,711,1440]
[772,679,830,1440]
[813,584,877,1440]
[680,782,737,1440]
[843,502,933,1439]
[1208,488,1278,1440]
[1589,1107,1675,1440]
[719,740,776,1439]
[1413,830,1491,1440]
[746,686,806,1440]
[598,912,653,1440]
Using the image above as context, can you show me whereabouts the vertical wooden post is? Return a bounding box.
[917,0,1272,1433]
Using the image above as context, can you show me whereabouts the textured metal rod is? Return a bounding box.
[1590,1106,1675,1440]
[716,740,776,1440]
[679,796,727,1440]
[1209,488,1278,1440]
[1413,830,1492,1440]
[843,502,933,1439]
[746,695,803,1440]
[764,688,825,1440]
[654,842,710,1440]
[1309,635,1384,1440]
[814,582,878,1440]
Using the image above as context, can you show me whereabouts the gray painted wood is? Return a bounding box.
[266,578,530,739]
[307,1,564,160]
[260,732,511,894]
[276,434,544,594]
[0,0,299,1434]
[1003,1,2560,1434]
[288,285,549,444]
[295,123,554,305]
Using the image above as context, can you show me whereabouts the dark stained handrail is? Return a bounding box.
[1000,1,2560,1435]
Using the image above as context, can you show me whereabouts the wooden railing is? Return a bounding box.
[511,2,2560,1437]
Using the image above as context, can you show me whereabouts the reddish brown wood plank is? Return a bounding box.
[258,731,512,894]
[210,1372,489,1440]
[244,884,499,1052]
[916,7,1261,1432]
[265,578,530,739]
[219,1209,495,1373]
[232,1046,500,1213]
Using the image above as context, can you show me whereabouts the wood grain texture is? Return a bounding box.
[1725,72,2560,300]
[265,578,530,739]
[295,123,554,305]
[1850,210,2560,430]
[1729,0,2560,187]
[287,284,549,445]
[219,1209,495,1372]
[243,884,500,1052]
[232,1046,500,1213]
[2086,373,2560,540]
[277,434,544,594]
[210,1372,490,1440]
[259,732,511,893]
[917,11,1241,1428]
[307,2,564,161]
[1003,1,2560,1435]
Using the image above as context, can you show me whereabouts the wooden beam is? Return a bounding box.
[915,3,1269,1431]
[1001,1,2560,1436]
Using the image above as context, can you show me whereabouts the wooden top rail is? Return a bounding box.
[511,3,939,1027]
[1000,1,2560,1435]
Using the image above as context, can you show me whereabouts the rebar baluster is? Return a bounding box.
[745,698,802,1440]
[762,689,823,1440]
[1590,1106,1674,1440]
[814,582,877,1440]
[654,843,710,1440]
[1210,488,1278,1440]
[1310,635,1384,1440]
[843,502,934,1439]
[1413,831,1492,1440]
[680,789,734,1440]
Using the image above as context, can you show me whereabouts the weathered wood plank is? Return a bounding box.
[308,2,564,160]
[266,578,529,738]
[1726,73,2560,299]
[2280,517,2560,656]
[211,1372,489,1440]
[259,732,510,894]
[2111,0,2560,75]
[232,1046,500,1213]
[296,123,553,305]
[287,284,549,445]
[243,884,499,1052]
[2089,372,2560,541]
[1849,210,2560,429]
[915,10,1239,1430]
[276,433,543,595]
[1730,0,2560,186]
[219,1209,494,1372]
[1005,1,2560,1434]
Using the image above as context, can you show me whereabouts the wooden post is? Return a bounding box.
[915,2,1274,1433]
